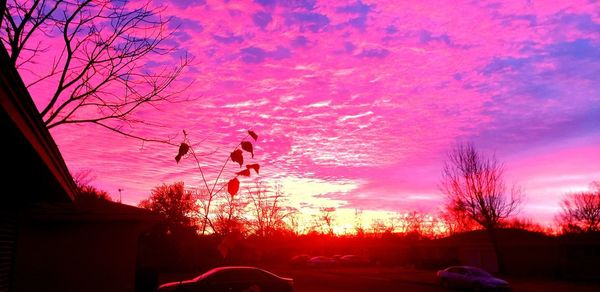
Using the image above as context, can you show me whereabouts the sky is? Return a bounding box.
[19,0,600,226]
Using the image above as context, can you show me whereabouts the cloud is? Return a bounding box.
[240,46,292,63]
[255,0,317,10]
[344,42,356,53]
[166,0,206,9]
[555,13,600,33]
[291,35,309,48]
[357,47,389,58]
[168,16,204,32]
[285,12,330,32]
[419,30,453,46]
[270,46,292,59]
[547,39,600,59]
[386,25,398,34]
[252,11,272,29]
[336,0,374,30]
[338,111,373,122]
[472,37,600,151]
[213,33,244,44]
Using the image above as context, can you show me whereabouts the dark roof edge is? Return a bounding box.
[0,45,77,202]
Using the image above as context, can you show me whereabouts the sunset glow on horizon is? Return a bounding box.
[19,0,600,227]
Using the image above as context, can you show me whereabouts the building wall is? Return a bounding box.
[14,220,143,292]
[0,208,18,292]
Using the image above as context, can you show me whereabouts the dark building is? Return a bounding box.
[1,42,158,291]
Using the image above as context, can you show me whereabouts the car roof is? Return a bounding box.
[445,266,490,273]
[447,265,481,270]
[197,266,282,280]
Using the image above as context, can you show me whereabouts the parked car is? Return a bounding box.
[331,254,344,261]
[158,266,294,292]
[306,256,337,266]
[436,266,510,291]
[339,255,371,266]
[289,254,311,266]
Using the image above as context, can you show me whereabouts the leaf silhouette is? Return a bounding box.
[228,178,240,197]
[248,130,258,141]
[246,163,260,174]
[230,149,244,167]
[241,141,254,158]
[175,143,190,163]
[236,169,251,177]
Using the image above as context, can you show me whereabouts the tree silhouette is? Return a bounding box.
[370,218,394,237]
[353,209,365,236]
[76,184,112,201]
[440,143,521,273]
[319,207,336,235]
[247,183,290,237]
[558,181,600,233]
[439,207,478,235]
[72,169,112,201]
[212,188,248,236]
[1,0,189,143]
[139,182,197,233]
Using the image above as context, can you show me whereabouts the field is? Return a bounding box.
[160,266,600,292]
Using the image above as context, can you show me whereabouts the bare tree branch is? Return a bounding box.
[440,142,522,274]
[1,0,191,143]
[557,181,600,233]
[440,143,521,230]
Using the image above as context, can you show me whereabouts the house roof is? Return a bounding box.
[1,45,77,203]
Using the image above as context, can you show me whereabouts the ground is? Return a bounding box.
[160,266,600,292]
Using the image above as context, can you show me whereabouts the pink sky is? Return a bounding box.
[20,0,600,225]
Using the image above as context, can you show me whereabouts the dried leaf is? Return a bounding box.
[228,178,240,197]
[241,141,254,158]
[248,130,258,141]
[246,163,260,174]
[175,143,190,163]
[236,169,251,177]
[230,149,244,167]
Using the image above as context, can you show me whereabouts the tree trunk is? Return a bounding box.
[487,227,506,275]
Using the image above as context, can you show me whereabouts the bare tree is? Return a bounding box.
[247,183,290,237]
[439,207,478,235]
[404,211,424,236]
[353,209,365,236]
[440,143,521,273]
[72,169,112,201]
[212,191,248,236]
[195,188,216,234]
[370,218,394,237]
[1,0,189,143]
[285,208,301,235]
[558,181,600,233]
[318,207,336,235]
